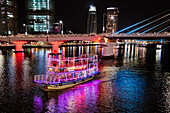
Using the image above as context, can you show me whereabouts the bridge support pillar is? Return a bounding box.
[102,42,117,59]
[50,41,64,53]
[12,41,27,52]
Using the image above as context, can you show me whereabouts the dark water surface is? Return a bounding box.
[0,45,169,113]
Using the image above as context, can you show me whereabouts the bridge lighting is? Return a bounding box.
[127,14,169,34]
[104,38,108,43]
[142,19,170,33]
[116,9,170,34]
[157,26,170,33]
[98,37,101,42]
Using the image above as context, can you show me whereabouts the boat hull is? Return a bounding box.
[42,72,99,91]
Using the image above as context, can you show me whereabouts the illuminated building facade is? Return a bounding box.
[87,5,97,34]
[0,0,17,35]
[25,0,54,34]
[106,7,119,34]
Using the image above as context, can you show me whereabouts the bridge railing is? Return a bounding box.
[0,32,169,39]
[103,32,169,37]
[0,34,100,38]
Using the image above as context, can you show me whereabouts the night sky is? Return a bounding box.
[18,0,170,33]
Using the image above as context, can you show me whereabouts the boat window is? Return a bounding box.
[67,73,73,81]
[60,74,67,82]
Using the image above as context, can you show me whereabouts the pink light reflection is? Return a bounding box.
[44,80,101,112]
[53,80,101,112]
[46,99,57,113]
[73,80,102,89]
[34,95,43,113]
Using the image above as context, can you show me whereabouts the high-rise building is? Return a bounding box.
[106,7,119,34]
[25,0,54,34]
[0,0,17,35]
[87,5,97,34]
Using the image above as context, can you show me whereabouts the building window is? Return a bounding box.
[1,7,5,10]
[1,12,5,14]
[7,12,14,18]
[28,0,51,10]
[7,0,12,6]
[28,15,51,32]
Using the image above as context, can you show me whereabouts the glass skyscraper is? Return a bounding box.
[87,5,97,34]
[25,0,54,34]
[106,7,119,34]
[0,0,17,35]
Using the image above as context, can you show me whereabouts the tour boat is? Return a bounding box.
[34,53,100,91]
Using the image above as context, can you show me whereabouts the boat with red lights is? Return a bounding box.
[34,53,100,91]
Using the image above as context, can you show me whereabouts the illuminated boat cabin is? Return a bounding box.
[34,53,99,85]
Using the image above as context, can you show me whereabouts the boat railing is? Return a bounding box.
[34,65,99,84]
[47,54,98,70]
[48,54,98,61]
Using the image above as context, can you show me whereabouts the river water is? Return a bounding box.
[0,44,169,113]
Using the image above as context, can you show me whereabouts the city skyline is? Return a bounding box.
[15,0,170,34]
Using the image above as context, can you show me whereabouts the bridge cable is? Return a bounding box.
[127,14,170,34]
[142,19,170,33]
[157,26,170,33]
[116,9,170,33]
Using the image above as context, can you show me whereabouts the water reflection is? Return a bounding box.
[122,44,147,60]
[62,45,102,58]
[15,53,24,91]
[156,49,162,61]
[34,95,43,113]
[45,80,100,112]
[0,54,5,91]
[114,70,145,112]
[0,44,169,112]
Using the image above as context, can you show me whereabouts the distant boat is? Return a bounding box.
[34,53,100,91]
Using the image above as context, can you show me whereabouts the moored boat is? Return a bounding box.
[34,53,100,91]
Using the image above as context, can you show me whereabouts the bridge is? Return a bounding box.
[0,33,169,57]
[0,35,102,42]
[0,33,169,54]
[0,35,103,54]
[0,32,169,42]
[0,10,169,57]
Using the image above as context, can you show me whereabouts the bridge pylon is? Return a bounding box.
[12,41,27,52]
[50,41,64,54]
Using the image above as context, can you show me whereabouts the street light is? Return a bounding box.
[59,20,63,34]
[46,19,49,42]
[103,13,106,33]
[8,23,10,43]
[23,24,28,35]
